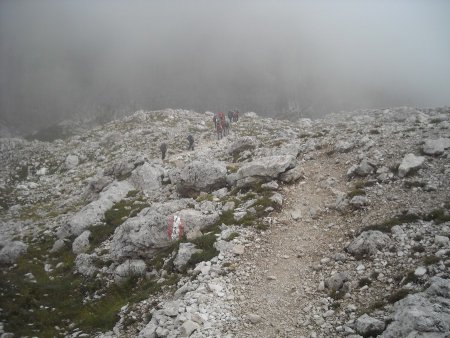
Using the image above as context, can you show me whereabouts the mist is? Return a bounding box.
[1,0,449,132]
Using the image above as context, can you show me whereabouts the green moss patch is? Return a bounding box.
[361,213,421,233]
[347,189,366,199]
[224,232,239,242]
[0,234,175,337]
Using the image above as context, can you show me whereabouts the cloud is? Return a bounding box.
[0,0,449,130]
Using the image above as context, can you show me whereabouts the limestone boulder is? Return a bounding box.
[235,155,296,187]
[398,153,425,177]
[356,314,385,337]
[75,253,97,277]
[72,230,91,254]
[347,231,390,257]
[173,243,202,271]
[104,160,135,179]
[65,154,79,169]
[114,259,146,282]
[110,200,218,259]
[169,161,227,197]
[227,136,258,156]
[422,138,450,156]
[0,240,28,264]
[381,277,450,337]
[130,162,165,195]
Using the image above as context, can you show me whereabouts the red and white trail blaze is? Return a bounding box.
[167,215,185,240]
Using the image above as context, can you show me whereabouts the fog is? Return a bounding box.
[1,0,449,132]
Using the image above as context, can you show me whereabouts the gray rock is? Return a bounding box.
[185,226,202,241]
[130,162,165,195]
[138,322,157,338]
[291,210,302,221]
[115,259,146,282]
[180,320,200,337]
[434,235,449,246]
[88,176,113,193]
[325,272,350,291]
[104,160,135,179]
[227,136,258,156]
[174,243,202,271]
[335,140,356,153]
[270,193,283,206]
[347,231,390,257]
[65,154,79,169]
[212,187,228,199]
[222,201,235,212]
[279,165,304,183]
[169,160,227,197]
[50,238,66,253]
[350,195,369,208]
[423,138,450,156]
[75,253,97,277]
[72,230,91,254]
[414,266,427,277]
[261,181,279,190]
[248,313,262,324]
[381,277,450,338]
[237,155,296,181]
[110,200,218,259]
[335,192,349,211]
[356,314,385,336]
[0,240,28,264]
[355,159,375,177]
[233,244,245,255]
[398,153,425,177]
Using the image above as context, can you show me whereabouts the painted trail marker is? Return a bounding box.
[168,215,185,240]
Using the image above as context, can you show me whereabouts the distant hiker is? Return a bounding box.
[187,134,194,150]
[213,114,218,129]
[223,120,230,136]
[160,142,167,160]
[233,110,240,122]
[216,122,223,140]
[228,111,234,123]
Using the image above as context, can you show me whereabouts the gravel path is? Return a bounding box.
[228,152,350,337]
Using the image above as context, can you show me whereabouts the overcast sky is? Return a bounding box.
[1,0,449,130]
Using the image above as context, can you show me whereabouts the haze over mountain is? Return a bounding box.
[1,0,449,132]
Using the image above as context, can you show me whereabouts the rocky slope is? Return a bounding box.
[1,107,450,337]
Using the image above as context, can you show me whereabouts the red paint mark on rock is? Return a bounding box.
[168,215,185,240]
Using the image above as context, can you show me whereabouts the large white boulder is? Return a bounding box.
[114,259,146,282]
[236,155,296,187]
[381,277,450,337]
[110,200,219,259]
[356,314,385,337]
[72,230,91,254]
[169,160,227,197]
[173,243,202,271]
[0,240,28,264]
[227,137,258,156]
[422,138,450,156]
[347,230,390,257]
[130,162,165,195]
[398,153,425,178]
[65,154,79,169]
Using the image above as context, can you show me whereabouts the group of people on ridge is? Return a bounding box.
[159,110,240,160]
[213,110,239,140]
